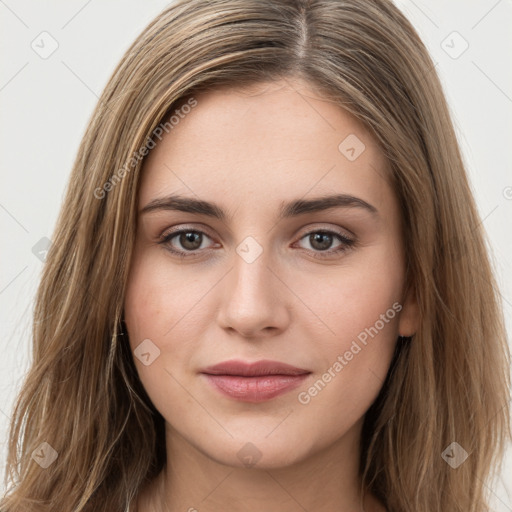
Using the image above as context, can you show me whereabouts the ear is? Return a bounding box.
[398,284,419,337]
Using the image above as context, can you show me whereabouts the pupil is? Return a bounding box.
[311,232,332,251]
[181,232,201,250]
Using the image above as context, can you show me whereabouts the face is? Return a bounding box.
[124,78,418,469]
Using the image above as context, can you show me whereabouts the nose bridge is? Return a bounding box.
[216,237,289,337]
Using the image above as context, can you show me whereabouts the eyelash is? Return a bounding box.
[157,227,355,260]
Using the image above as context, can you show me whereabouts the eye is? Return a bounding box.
[295,229,355,258]
[157,226,355,260]
[158,228,216,258]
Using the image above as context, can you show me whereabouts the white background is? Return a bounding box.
[1,0,511,508]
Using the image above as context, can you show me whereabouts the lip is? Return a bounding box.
[200,359,311,403]
[201,359,310,377]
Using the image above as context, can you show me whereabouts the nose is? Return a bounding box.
[216,246,290,339]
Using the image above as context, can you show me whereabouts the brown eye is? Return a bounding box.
[159,229,215,257]
[296,229,355,259]
[178,231,203,251]
[309,232,334,251]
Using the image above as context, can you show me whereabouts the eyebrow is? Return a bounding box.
[140,193,378,220]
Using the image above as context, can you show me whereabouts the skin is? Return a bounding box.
[124,77,418,512]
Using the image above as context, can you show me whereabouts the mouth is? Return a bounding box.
[200,359,312,402]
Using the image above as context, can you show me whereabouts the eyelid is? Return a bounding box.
[159,223,217,241]
[295,222,355,240]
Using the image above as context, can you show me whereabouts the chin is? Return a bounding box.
[198,433,316,470]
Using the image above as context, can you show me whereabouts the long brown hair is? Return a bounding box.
[2,1,510,510]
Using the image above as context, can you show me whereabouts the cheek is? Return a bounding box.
[123,247,222,403]
[124,245,216,341]
[123,253,199,428]
[290,304,400,454]
[290,245,403,413]
[290,239,404,348]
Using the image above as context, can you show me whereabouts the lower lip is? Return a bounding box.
[201,373,310,402]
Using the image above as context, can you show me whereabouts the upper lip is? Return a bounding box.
[201,359,311,377]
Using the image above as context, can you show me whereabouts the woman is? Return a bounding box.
[2,0,510,511]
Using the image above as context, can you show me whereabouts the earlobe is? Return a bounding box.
[398,286,419,337]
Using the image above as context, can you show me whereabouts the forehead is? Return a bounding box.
[138,78,392,216]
